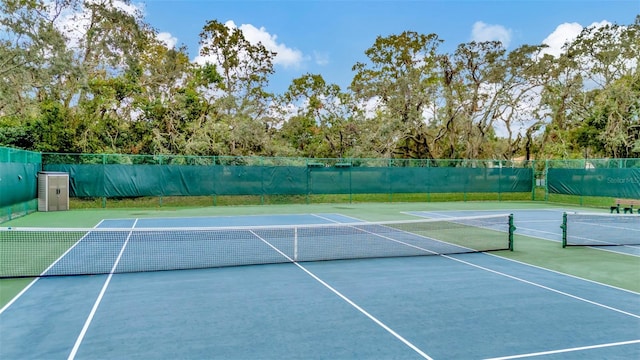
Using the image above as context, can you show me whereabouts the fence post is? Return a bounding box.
[388,158,393,203]
[102,154,107,208]
[544,160,549,202]
[260,157,264,205]
[158,155,163,207]
[498,160,502,201]
[349,162,352,204]
[306,159,310,204]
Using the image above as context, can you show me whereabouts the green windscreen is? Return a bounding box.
[0,147,41,208]
[43,163,533,198]
[548,168,640,198]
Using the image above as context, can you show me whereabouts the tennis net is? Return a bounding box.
[561,212,640,247]
[1,214,514,278]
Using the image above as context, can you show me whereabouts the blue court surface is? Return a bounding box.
[1,211,639,359]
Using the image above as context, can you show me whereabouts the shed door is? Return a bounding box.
[47,175,68,211]
[55,175,68,210]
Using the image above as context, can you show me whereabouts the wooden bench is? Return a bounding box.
[610,198,640,214]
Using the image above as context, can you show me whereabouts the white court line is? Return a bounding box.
[416,211,640,256]
[272,213,640,358]
[335,214,372,222]
[485,252,640,296]
[444,253,640,319]
[106,213,333,222]
[345,217,624,316]
[484,339,640,359]
[316,213,497,253]
[67,219,139,360]
[558,219,640,255]
[0,219,107,315]
[252,216,639,358]
[320,212,640,307]
[513,223,640,256]
[591,246,640,257]
[326,212,639,295]
[511,226,560,241]
[311,213,640,318]
[325,223,640,350]
[403,211,640,298]
[311,213,353,224]
[248,230,434,360]
[516,220,559,223]
[407,215,640,315]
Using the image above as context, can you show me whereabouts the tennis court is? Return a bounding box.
[1,206,639,359]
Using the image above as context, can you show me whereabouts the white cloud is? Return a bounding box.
[157,32,178,49]
[225,20,304,69]
[239,25,303,68]
[539,20,611,58]
[471,21,512,47]
[539,22,583,57]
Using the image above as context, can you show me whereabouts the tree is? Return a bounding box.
[0,0,74,119]
[69,0,156,153]
[489,44,551,160]
[351,31,443,159]
[574,74,640,157]
[538,19,640,159]
[443,41,511,160]
[2,5,638,161]
[198,20,276,155]
[278,74,358,158]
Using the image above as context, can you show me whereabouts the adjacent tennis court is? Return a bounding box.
[1,206,639,359]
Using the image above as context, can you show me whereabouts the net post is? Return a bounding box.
[508,214,515,251]
[560,212,567,248]
[294,227,298,262]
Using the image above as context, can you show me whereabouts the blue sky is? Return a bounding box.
[140,0,640,93]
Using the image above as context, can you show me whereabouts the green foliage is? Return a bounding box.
[0,1,637,161]
[26,100,77,152]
